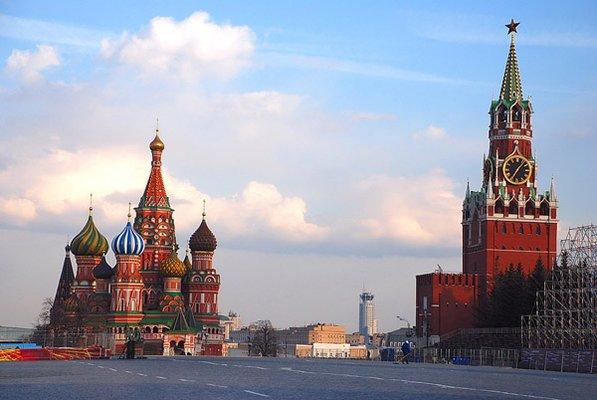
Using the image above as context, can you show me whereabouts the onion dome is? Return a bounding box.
[183,249,192,271]
[70,208,109,256]
[149,131,164,151]
[189,214,217,252]
[160,248,186,278]
[112,219,145,256]
[93,256,113,280]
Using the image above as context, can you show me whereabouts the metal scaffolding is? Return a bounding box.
[521,225,597,350]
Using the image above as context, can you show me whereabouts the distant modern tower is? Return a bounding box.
[359,291,377,337]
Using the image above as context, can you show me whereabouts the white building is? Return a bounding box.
[359,291,377,338]
[312,343,351,358]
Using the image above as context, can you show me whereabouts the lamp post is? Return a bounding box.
[396,315,411,329]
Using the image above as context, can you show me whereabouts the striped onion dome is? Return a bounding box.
[70,213,109,256]
[160,248,186,278]
[112,221,145,256]
[93,256,113,279]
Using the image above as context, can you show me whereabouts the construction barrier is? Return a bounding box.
[0,346,111,362]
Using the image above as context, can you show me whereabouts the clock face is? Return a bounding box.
[502,155,532,185]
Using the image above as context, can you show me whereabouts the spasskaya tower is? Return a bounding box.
[462,19,558,282]
[416,20,558,341]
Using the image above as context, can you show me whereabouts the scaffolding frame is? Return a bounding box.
[522,224,596,350]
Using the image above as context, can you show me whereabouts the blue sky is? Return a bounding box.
[0,1,595,331]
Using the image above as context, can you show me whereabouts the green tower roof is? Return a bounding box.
[500,31,523,102]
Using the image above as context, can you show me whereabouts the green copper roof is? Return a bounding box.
[70,214,109,256]
[500,33,523,102]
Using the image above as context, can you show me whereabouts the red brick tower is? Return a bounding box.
[134,126,177,310]
[70,200,109,304]
[415,21,558,341]
[187,204,221,326]
[462,20,558,283]
[109,213,146,326]
[187,204,223,355]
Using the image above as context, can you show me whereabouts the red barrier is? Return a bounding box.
[0,346,110,362]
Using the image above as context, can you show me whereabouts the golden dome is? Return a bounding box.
[149,132,164,151]
[160,248,186,278]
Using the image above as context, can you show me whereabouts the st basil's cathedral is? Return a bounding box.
[50,128,224,356]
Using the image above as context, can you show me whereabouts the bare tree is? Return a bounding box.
[249,320,278,357]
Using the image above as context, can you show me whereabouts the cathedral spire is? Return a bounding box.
[500,20,523,102]
[52,242,75,309]
[139,126,170,209]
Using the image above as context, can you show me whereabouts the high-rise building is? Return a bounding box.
[359,291,377,337]
[415,20,558,342]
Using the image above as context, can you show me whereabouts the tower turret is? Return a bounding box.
[187,202,221,327]
[134,123,177,310]
[70,196,109,302]
[159,246,186,313]
[50,243,75,325]
[109,210,145,327]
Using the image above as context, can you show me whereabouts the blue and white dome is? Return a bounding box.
[112,221,145,255]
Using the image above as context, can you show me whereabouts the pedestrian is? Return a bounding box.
[401,341,411,364]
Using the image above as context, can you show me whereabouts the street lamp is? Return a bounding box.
[396,315,411,329]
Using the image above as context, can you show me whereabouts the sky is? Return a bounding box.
[0,1,595,332]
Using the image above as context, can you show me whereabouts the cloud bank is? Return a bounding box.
[101,12,255,81]
[5,44,59,83]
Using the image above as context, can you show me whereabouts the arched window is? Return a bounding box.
[145,326,151,333]
[498,105,507,128]
[525,201,534,216]
[536,225,541,235]
[495,199,504,214]
[153,326,159,334]
[512,106,522,122]
[540,201,549,216]
[509,200,518,216]
[501,223,507,234]
[519,224,524,234]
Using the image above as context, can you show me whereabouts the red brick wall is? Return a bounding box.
[416,273,478,337]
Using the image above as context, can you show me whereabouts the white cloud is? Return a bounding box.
[358,170,461,245]
[5,45,60,83]
[412,124,447,140]
[101,11,255,81]
[0,197,37,224]
[0,146,326,243]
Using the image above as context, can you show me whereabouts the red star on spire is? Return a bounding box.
[506,19,520,34]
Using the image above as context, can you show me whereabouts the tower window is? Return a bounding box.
[540,202,549,216]
[509,200,518,216]
[495,199,504,214]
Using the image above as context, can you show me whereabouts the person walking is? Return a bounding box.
[401,341,411,364]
